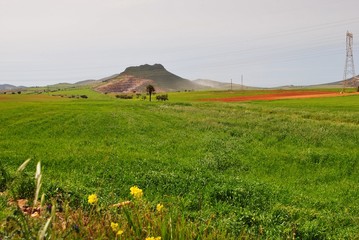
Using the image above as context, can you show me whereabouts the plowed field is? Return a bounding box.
[203,90,357,102]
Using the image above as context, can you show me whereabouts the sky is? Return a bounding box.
[1,0,359,87]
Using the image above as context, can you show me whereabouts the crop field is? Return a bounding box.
[0,89,358,239]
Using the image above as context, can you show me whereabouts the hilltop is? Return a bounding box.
[95,64,205,93]
[120,64,204,91]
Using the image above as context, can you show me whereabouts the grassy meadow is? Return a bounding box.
[0,89,358,239]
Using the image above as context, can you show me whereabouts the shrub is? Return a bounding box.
[116,94,133,99]
[156,94,168,101]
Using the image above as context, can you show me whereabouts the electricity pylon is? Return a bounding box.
[342,31,357,92]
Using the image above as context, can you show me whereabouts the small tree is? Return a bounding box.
[146,85,155,102]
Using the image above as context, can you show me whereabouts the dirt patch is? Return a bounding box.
[202,91,358,102]
[95,75,166,93]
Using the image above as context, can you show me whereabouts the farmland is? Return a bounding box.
[0,89,358,239]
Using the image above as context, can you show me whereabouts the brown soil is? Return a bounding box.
[95,75,165,93]
[95,75,153,93]
[202,91,358,102]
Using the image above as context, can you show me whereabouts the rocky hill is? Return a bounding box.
[120,64,204,91]
[95,64,205,93]
[96,75,165,93]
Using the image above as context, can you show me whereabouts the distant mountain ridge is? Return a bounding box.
[3,65,356,91]
[75,79,100,85]
[314,75,359,87]
[193,79,256,90]
[0,84,25,90]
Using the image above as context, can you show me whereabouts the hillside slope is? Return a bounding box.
[95,75,166,93]
[118,64,204,91]
[193,79,257,90]
[0,84,23,90]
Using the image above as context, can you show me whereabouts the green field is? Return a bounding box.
[0,90,358,239]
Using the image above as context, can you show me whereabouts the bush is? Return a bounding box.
[156,94,168,101]
[116,94,133,99]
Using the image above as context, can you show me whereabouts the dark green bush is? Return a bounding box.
[116,94,133,99]
[156,94,168,101]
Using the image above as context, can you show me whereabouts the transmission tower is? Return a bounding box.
[342,31,357,91]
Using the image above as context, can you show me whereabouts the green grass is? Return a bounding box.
[167,90,278,101]
[0,90,358,238]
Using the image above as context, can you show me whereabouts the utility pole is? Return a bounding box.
[230,79,232,91]
[342,31,356,92]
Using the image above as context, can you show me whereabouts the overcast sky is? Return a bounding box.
[1,0,359,87]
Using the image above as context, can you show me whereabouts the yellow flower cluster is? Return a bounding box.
[156,203,164,212]
[88,194,98,205]
[145,237,161,240]
[111,222,119,232]
[130,186,143,199]
[111,222,124,236]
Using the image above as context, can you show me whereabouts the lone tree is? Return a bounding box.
[146,85,155,102]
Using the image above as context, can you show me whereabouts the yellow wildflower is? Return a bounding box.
[88,194,98,205]
[117,230,124,236]
[145,237,161,240]
[111,222,119,232]
[130,186,143,199]
[156,203,164,212]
